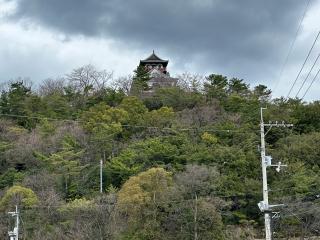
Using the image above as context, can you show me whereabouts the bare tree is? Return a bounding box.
[38,78,65,96]
[114,75,133,95]
[67,64,113,95]
[177,103,220,127]
[166,165,227,240]
[176,72,204,92]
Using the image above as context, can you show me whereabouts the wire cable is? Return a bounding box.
[273,0,311,95]
[281,205,320,218]
[301,66,320,99]
[287,31,320,98]
[0,113,256,133]
[295,53,320,97]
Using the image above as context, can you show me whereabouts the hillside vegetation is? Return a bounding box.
[0,66,320,239]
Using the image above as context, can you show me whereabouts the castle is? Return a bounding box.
[136,51,177,93]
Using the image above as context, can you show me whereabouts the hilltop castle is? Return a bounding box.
[133,51,177,94]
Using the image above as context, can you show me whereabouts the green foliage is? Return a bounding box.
[107,137,179,186]
[273,132,320,166]
[227,78,249,96]
[144,87,204,111]
[41,93,73,119]
[144,106,175,128]
[293,101,320,133]
[253,84,271,102]
[0,81,37,128]
[0,168,24,189]
[117,168,172,239]
[201,132,218,145]
[131,65,151,94]
[204,74,228,102]
[81,102,129,155]
[58,198,94,213]
[39,118,56,137]
[87,88,125,108]
[82,102,129,134]
[117,167,172,215]
[0,140,12,152]
[0,185,38,210]
[35,136,86,200]
[119,96,147,125]
[0,70,320,238]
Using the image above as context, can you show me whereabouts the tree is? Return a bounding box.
[201,132,218,145]
[115,75,133,95]
[117,168,172,239]
[66,65,113,109]
[0,168,24,189]
[227,78,249,96]
[144,87,204,111]
[82,103,129,135]
[131,65,150,94]
[170,165,226,239]
[38,78,65,96]
[0,185,38,210]
[35,136,86,200]
[119,96,147,126]
[107,138,179,187]
[81,102,129,158]
[176,72,204,93]
[204,74,228,102]
[0,81,37,128]
[293,101,320,133]
[67,64,113,95]
[253,84,271,102]
[145,106,175,128]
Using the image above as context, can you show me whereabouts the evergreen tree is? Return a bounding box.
[0,81,36,128]
[131,65,150,94]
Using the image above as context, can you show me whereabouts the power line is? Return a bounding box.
[1,192,260,211]
[295,53,320,97]
[287,31,320,98]
[281,205,320,218]
[0,113,254,133]
[268,183,318,194]
[301,66,320,99]
[281,207,320,234]
[273,0,311,94]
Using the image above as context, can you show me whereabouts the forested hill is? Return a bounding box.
[0,67,320,239]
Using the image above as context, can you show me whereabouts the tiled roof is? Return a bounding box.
[140,51,169,66]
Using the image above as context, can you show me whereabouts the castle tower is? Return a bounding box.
[139,50,169,74]
[137,51,177,93]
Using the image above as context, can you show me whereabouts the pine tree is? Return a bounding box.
[131,65,150,94]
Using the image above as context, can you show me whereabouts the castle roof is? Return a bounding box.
[140,51,169,67]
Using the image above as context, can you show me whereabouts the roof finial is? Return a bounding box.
[153,49,155,54]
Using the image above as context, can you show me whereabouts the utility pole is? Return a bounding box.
[8,205,19,240]
[258,108,293,240]
[100,151,106,193]
[100,158,103,193]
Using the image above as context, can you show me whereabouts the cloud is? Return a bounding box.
[11,1,309,72]
[0,22,143,84]
[1,0,320,100]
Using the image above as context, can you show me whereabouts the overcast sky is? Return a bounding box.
[0,0,320,100]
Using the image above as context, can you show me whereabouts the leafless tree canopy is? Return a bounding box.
[176,72,205,92]
[114,75,133,95]
[38,78,65,96]
[67,64,113,94]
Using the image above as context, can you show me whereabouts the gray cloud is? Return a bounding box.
[8,0,315,86]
